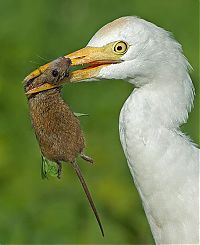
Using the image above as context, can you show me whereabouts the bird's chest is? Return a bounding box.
[119,86,176,169]
[119,97,161,177]
[119,96,177,201]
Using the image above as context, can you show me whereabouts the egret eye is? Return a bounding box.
[52,69,59,77]
[113,41,128,55]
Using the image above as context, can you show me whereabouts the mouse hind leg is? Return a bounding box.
[56,161,62,179]
[80,152,94,164]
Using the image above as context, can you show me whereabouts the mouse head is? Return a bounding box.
[24,57,71,95]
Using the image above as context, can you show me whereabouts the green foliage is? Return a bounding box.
[74,112,89,117]
[41,156,58,179]
[0,0,198,244]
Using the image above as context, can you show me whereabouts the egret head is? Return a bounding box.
[24,16,191,94]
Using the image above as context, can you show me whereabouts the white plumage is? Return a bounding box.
[87,17,199,244]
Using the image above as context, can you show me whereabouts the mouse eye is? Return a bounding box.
[64,72,69,78]
[52,69,59,77]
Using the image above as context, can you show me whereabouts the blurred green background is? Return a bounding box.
[0,0,198,244]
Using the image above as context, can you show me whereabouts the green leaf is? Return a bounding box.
[73,112,89,117]
[46,162,58,177]
[41,155,58,179]
[41,155,48,179]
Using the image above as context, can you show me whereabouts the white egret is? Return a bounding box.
[26,16,199,244]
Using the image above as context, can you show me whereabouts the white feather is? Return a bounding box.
[88,16,199,244]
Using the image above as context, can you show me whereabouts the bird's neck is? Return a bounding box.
[128,62,194,128]
[120,68,195,181]
[120,73,194,152]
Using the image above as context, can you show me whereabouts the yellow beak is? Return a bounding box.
[24,42,122,95]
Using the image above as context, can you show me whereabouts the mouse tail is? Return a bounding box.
[71,160,104,237]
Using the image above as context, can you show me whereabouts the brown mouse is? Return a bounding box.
[24,57,104,236]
